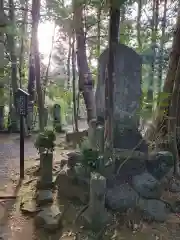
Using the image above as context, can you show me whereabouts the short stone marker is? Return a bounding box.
[83,172,109,231]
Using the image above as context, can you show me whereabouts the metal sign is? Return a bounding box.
[15,88,29,117]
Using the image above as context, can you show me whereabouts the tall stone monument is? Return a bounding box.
[96,43,148,152]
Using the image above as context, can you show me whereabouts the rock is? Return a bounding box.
[20,199,37,213]
[74,164,90,185]
[67,151,83,168]
[66,130,88,146]
[106,183,140,212]
[171,200,180,213]
[35,204,62,231]
[114,153,146,182]
[37,190,53,205]
[20,186,38,213]
[139,199,171,222]
[132,172,162,199]
[169,179,180,193]
[56,169,89,204]
[146,151,174,180]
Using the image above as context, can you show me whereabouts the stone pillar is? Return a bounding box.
[39,152,53,189]
[53,104,62,132]
[83,172,108,231]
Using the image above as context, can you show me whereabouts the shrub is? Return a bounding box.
[34,127,56,154]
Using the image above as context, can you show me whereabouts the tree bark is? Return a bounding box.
[104,6,120,165]
[8,0,18,106]
[146,0,159,112]
[157,0,167,104]
[8,0,19,131]
[137,0,142,50]
[31,0,44,132]
[72,30,78,132]
[146,8,180,143]
[73,0,96,123]
[168,58,180,176]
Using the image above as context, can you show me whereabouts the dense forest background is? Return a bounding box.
[0,0,179,138]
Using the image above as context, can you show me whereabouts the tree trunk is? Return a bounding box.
[137,0,142,50]
[168,58,180,176]
[31,0,44,132]
[72,31,78,132]
[146,8,180,143]
[8,0,19,131]
[67,35,71,91]
[0,0,5,130]
[157,0,167,105]
[73,0,96,123]
[146,0,159,112]
[104,6,120,164]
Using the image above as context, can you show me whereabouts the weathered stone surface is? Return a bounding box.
[37,190,53,205]
[132,172,162,199]
[35,205,62,231]
[67,151,83,168]
[96,43,148,152]
[171,200,180,213]
[169,180,180,193]
[106,183,139,211]
[39,152,53,189]
[66,130,88,146]
[74,164,90,185]
[20,191,37,213]
[114,123,148,152]
[147,151,174,180]
[139,199,170,222]
[114,154,146,182]
[56,169,89,203]
[96,43,141,123]
[83,173,108,231]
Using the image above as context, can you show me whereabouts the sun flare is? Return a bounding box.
[38,21,55,60]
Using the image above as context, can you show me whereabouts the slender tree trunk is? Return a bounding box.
[137,0,142,50]
[8,0,19,131]
[19,0,28,87]
[119,5,125,42]
[72,31,78,132]
[43,24,55,101]
[146,8,180,142]
[146,0,159,112]
[67,35,71,91]
[168,59,180,176]
[31,0,44,131]
[73,0,96,123]
[104,6,120,162]
[157,0,167,105]
[0,0,5,130]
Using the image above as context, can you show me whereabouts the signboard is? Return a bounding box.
[15,88,29,179]
[15,88,29,117]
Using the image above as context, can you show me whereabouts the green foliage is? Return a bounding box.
[79,137,101,172]
[34,127,56,153]
[81,148,100,171]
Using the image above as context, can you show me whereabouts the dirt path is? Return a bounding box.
[0,121,88,240]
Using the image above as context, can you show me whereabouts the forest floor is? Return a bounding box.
[1,121,180,239]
